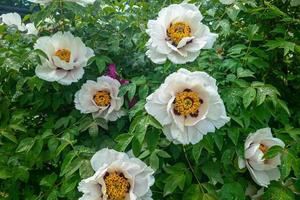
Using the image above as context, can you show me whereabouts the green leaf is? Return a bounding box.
[47,190,58,200]
[60,152,77,176]
[60,176,78,195]
[88,123,99,137]
[40,173,57,187]
[146,130,160,152]
[219,182,245,200]
[265,39,295,56]
[79,160,94,179]
[163,173,186,196]
[202,161,223,184]
[203,194,217,200]
[213,134,223,151]
[256,88,267,106]
[16,137,35,153]
[281,150,300,179]
[150,151,159,170]
[64,157,83,177]
[201,135,214,153]
[27,76,44,91]
[115,133,134,151]
[192,142,203,161]
[237,68,255,78]
[246,24,259,40]
[183,184,203,200]
[263,184,295,200]
[156,149,171,158]
[228,44,247,55]
[263,145,283,159]
[95,55,111,73]
[118,83,136,100]
[147,115,162,129]
[277,99,290,116]
[0,167,12,179]
[0,130,17,143]
[227,129,239,145]
[243,87,256,108]
[132,76,146,85]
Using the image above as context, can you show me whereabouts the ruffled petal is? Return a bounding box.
[90,148,129,171]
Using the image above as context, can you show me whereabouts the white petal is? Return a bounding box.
[57,67,84,85]
[74,87,99,114]
[245,143,260,159]
[78,174,102,200]
[103,109,126,121]
[145,102,172,125]
[34,36,55,59]
[265,168,280,182]
[176,36,194,49]
[246,162,270,187]
[90,148,129,171]
[187,126,203,144]
[195,119,216,135]
[146,48,167,64]
[25,23,38,35]
[185,39,207,52]
[35,62,67,82]
[0,12,26,31]
[261,138,285,148]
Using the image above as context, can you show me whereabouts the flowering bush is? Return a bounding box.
[0,0,300,199]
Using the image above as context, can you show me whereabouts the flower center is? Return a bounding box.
[93,91,111,107]
[167,22,191,46]
[173,89,202,117]
[259,144,268,154]
[54,48,71,63]
[104,172,130,200]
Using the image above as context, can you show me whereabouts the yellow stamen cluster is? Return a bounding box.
[174,90,201,117]
[93,91,111,107]
[104,172,130,200]
[259,144,268,154]
[167,22,191,46]
[54,48,71,63]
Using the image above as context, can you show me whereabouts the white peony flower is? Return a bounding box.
[78,148,155,200]
[74,76,125,121]
[0,12,38,35]
[145,3,218,64]
[219,0,235,5]
[28,0,95,6]
[145,68,229,145]
[238,128,285,187]
[34,31,94,85]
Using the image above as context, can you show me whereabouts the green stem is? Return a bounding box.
[182,145,205,194]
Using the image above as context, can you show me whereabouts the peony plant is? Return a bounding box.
[0,0,299,200]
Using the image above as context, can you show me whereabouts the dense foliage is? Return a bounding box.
[0,0,299,199]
